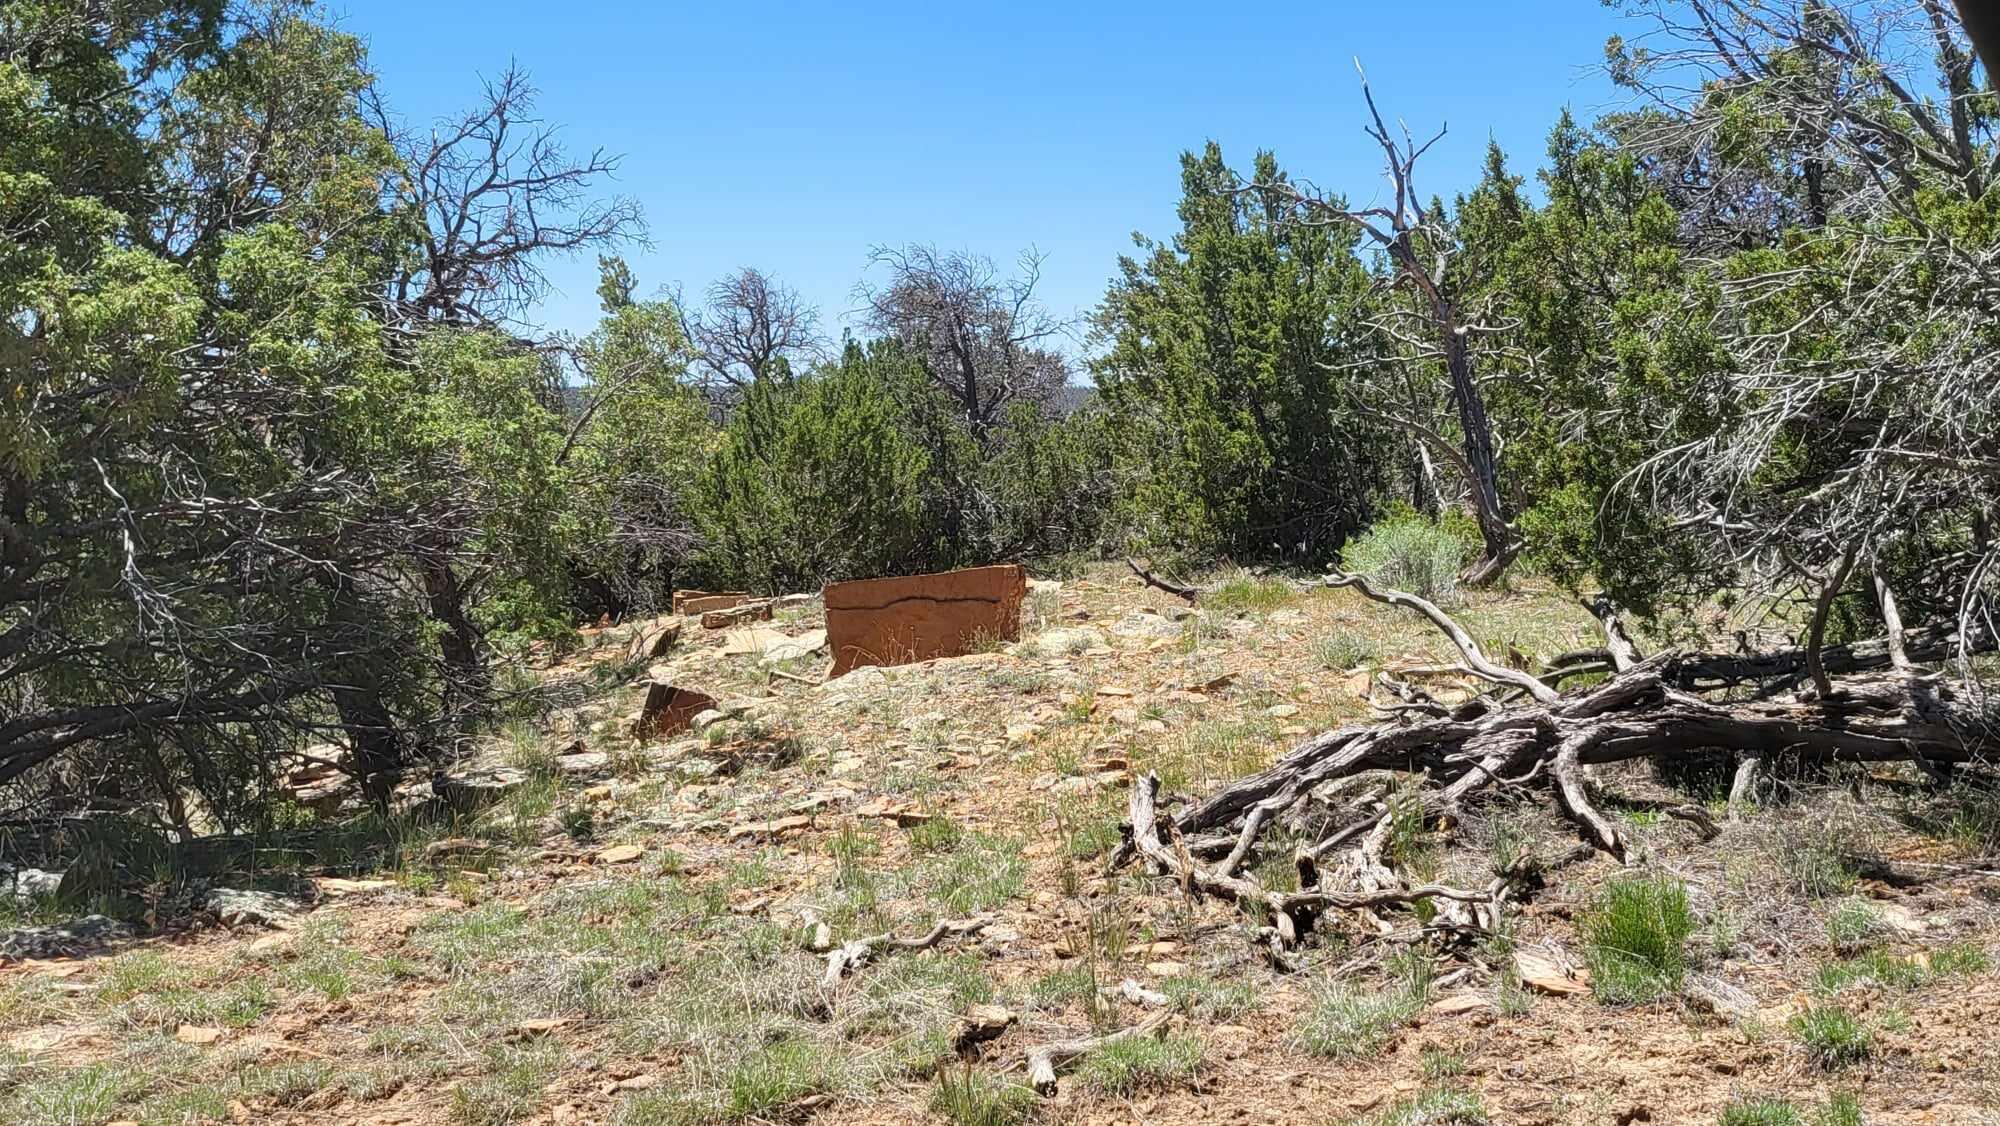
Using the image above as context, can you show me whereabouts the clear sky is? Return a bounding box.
[329,1,1635,350]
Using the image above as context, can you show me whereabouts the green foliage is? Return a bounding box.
[1790,1005,1872,1070]
[930,1066,1035,1126]
[1095,143,1386,563]
[1718,1100,1805,1126]
[1075,1033,1204,1095]
[1372,1088,1491,1125]
[1295,957,1433,1058]
[1823,900,1881,955]
[564,262,716,614]
[695,342,935,592]
[1580,874,1694,1004]
[1341,507,1474,601]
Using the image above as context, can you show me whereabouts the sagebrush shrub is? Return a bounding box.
[1340,511,1473,602]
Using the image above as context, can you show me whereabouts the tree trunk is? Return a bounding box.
[1439,308,1515,582]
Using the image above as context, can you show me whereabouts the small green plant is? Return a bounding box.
[1419,1047,1468,1080]
[722,1038,840,1119]
[1813,1092,1864,1126]
[1295,960,1433,1058]
[930,1065,1035,1126]
[1791,1004,1872,1070]
[1311,632,1377,670]
[1374,1087,1491,1125]
[1814,941,1988,995]
[907,814,965,855]
[1823,899,1881,954]
[1075,1033,1204,1095]
[1205,572,1295,614]
[1161,974,1259,1020]
[1580,874,1694,1004]
[1718,1099,1804,1126]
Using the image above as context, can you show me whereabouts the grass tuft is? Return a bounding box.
[1580,874,1693,1004]
[1790,1004,1872,1070]
[1075,1033,1204,1095]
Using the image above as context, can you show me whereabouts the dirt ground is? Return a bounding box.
[2,564,1997,1125]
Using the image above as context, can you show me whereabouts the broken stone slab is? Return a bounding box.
[1020,625,1105,656]
[727,815,814,840]
[633,683,719,740]
[702,601,773,629]
[1513,947,1590,995]
[824,565,1026,677]
[625,619,683,662]
[1684,972,1757,1018]
[554,749,610,778]
[950,1004,1019,1053]
[761,629,828,664]
[855,795,933,826]
[206,888,306,930]
[672,590,747,615]
[721,627,790,657]
[1109,610,1184,640]
[0,915,132,961]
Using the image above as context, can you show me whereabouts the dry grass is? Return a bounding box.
[0,563,1996,1124]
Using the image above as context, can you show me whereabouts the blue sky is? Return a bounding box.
[331,1,1635,350]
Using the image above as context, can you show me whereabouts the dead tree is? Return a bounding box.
[1249,70,1519,584]
[687,267,824,391]
[858,245,1070,442]
[1115,570,1995,953]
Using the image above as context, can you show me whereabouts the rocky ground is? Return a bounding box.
[1,565,1997,1125]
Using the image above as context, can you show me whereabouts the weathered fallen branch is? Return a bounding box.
[1660,620,1994,692]
[1115,574,1996,944]
[807,916,989,995]
[1023,1009,1172,1095]
[1126,558,1201,603]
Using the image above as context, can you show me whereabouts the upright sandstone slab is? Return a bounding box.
[824,565,1026,677]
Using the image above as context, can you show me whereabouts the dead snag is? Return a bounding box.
[1023,1010,1172,1095]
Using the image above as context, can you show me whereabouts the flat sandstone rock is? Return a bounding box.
[824,565,1027,677]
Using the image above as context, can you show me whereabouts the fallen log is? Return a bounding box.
[1113,571,1996,947]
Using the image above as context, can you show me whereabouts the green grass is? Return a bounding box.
[1204,572,1296,614]
[1813,941,1989,995]
[1718,1099,1804,1126]
[1024,964,1098,1012]
[1311,632,1377,670]
[1823,899,1881,954]
[1580,874,1694,1004]
[1372,1087,1490,1125]
[450,1040,561,1125]
[1419,1047,1468,1080]
[930,1066,1035,1126]
[1075,1033,1204,1095]
[4,1062,135,1125]
[1160,974,1259,1020]
[1295,956,1433,1058]
[916,832,1025,914]
[1790,1004,1872,1070]
[722,1038,842,1119]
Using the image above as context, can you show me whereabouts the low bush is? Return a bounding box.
[1340,510,1474,602]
